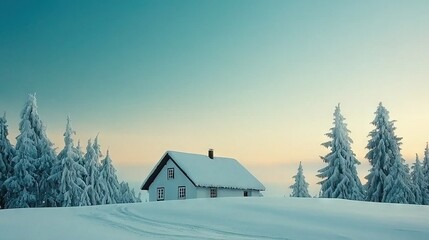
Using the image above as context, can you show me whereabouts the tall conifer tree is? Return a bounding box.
[10,94,57,207]
[98,150,121,204]
[83,139,102,205]
[423,143,429,201]
[411,154,428,205]
[49,117,87,207]
[0,113,15,208]
[365,103,415,203]
[93,135,102,165]
[4,109,38,208]
[317,104,364,200]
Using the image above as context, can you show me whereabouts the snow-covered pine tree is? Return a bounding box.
[14,94,58,207]
[79,187,91,207]
[289,161,311,198]
[365,103,415,203]
[383,157,415,204]
[0,113,16,208]
[98,150,121,204]
[37,139,58,207]
[120,181,132,203]
[76,140,85,168]
[77,140,92,207]
[317,104,364,200]
[120,181,142,203]
[75,140,87,187]
[423,143,429,203]
[76,140,94,206]
[93,135,103,164]
[411,154,428,205]
[83,139,102,205]
[132,188,142,203]
[49,117,87,207]
[3,114,38,208]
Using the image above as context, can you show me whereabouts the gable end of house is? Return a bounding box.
[141,153,196,190]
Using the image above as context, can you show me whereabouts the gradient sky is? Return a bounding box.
[1,1,429,196]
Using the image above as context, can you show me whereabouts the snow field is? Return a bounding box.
[1,197,428,240]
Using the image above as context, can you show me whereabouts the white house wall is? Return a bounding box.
[251,190,262,197]
[196,187,261,198]
[148,159,197,201]
[218,188,242,197]
[218,188,262,197]
[196,188,209,198]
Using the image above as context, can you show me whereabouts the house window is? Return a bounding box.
[210,188,217,198]
[244,191,249,197]
[157,187,165,201]
[178,186,186,199]
[167,168,174,179]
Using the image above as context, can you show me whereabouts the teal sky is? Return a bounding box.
[1,1,429,196]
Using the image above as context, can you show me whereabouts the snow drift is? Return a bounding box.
[1,197,428,240]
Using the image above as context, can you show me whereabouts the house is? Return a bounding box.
[141,149,265,201]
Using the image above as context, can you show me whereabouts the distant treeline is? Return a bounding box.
[0,94,141,209]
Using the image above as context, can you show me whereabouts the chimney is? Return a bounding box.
[208,149,214,159]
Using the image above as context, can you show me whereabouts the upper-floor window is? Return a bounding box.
[157,187,165,201]
[167,168,174,179]
[178,186,186,199]
[210,188,217,198]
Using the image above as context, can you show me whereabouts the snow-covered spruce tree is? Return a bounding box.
[3,114,38,208]
[79,185,91,207]
[77,139,91,207]
[98,150,121,204]
[83,139,102,205]
[411,154,428,205]
[49,117,87,207]
[119,181,140,203]
[76,140,85,169]
[93,135,103,164]
[383,158,415,204]
[75,140,87,186]
[0,113,16,208]
[13,94,58,207]
[37,139,58,207]
[423,143,429,201]
[365,103,415,203]
[132,188,142,203]
[289,162,311,198]
[317,104,364,200]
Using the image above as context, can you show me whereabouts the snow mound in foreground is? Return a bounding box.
[0,197,428,240]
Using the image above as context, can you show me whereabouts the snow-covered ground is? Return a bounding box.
[1,197,428,240]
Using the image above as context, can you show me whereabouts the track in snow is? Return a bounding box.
[81,204,286,240]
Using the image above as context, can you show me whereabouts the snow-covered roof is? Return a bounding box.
[141,151,265,191]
